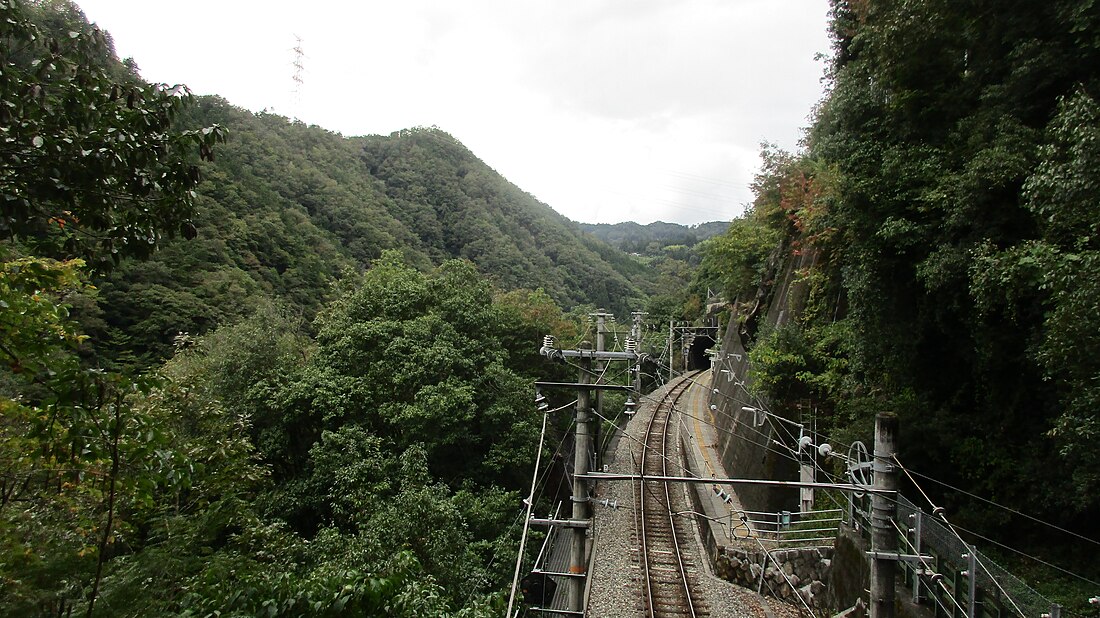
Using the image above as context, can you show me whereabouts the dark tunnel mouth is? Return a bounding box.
[687,335,715,370]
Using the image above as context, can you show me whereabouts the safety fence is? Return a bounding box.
[736,506,844,549]
[847,492,1067,618]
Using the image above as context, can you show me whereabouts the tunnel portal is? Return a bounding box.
[687,335,716,371]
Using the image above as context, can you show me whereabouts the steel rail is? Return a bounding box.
[639,372,701,617]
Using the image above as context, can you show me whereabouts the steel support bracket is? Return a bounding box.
[866,551,934,563]
[529,517,590,529]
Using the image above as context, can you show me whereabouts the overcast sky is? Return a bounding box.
[76,1,832,226]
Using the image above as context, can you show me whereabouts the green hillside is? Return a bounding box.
[578,220,729,255]
[91,100,650,365]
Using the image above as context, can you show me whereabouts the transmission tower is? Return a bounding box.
[291,35,305,120]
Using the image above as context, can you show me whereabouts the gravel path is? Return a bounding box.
[586,377,800,618]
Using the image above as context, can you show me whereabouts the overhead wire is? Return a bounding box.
[561,339,871,499]
[571,352,855,489]
[899,464,1100,549]
[888,517,970,618]
[894,455,1100,590]
[890,456,1076,617]
[641,364,837,473]
[948,520,1100,589]
[506,410,550,616]
[501,410,577,611]
[668,356,864,484]
[749,533,816,618]
[557,331,1097,615]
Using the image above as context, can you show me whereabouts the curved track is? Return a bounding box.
[638,372,708,617]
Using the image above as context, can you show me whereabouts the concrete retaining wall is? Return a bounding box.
[708,247,822,514]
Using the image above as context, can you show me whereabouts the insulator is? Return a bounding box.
[542,334,555,349]
[624,337,637,354]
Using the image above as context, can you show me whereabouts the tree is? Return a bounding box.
[0,2,225,614]
[0,0,225,270]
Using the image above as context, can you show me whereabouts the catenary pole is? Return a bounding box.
[595,311,607,471]
[631,312,645,404]
[568,342,592,612]
[871,412,899,618]
[668,320,674,383]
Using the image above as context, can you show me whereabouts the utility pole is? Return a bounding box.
[569,342,593,612]
[799,403,815,512]
[594,311,609,469]
[535,336,641,613]
[870,412,899,618]
[630,312,646,413]
[668,320,675,383]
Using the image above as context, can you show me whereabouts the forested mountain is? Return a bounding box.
[92,100,649,365]
[578,220,729,255]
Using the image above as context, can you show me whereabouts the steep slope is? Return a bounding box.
[94,99,650,364]
[356,127,649,310]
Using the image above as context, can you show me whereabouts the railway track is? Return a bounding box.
[637,372,709,617]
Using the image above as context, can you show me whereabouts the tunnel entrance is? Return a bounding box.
[687,335,715,371]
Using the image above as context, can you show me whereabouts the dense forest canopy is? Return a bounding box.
[90,100,653,367]
[577,220,729,255]
[697,0,1100,606]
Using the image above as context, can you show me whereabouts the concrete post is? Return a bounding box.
[800,459,815,513]
[964,544,977,618]
[669,320,674,383]
[871,412,899,618]
[595,312,606,469]
[631,312,644,401]
[569,342,592,612]
[912,510,923,604]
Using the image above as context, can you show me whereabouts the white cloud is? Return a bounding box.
[77,0,831,225]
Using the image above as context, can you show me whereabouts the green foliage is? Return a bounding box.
[722,0,1100,595]
[0,0,225,270]
[578,220,729,257]
[299,254,539,492]
[357,127,647,315]
[0,3,234,614]
[971,90,1100,506]
[86,108,653,368]
[698,215,782,303]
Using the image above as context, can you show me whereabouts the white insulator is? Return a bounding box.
[542,334,555,349]
[624,337,637,354]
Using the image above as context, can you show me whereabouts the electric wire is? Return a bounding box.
[596,374,855,510]
[674,359,867,489]
[891,457,1069,617]
[635,374,849,484]
[587,359,856,490]
[506,410,550,616]
[501,414,576,610]
[888,453,1100,580]
[900,464,1100,549]
[570,349,860,494]
[533,418,575,508]
[950,517,1100,589]
[560,331,1092,614]
[889,517,967,618]
[676,360,1066,609]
